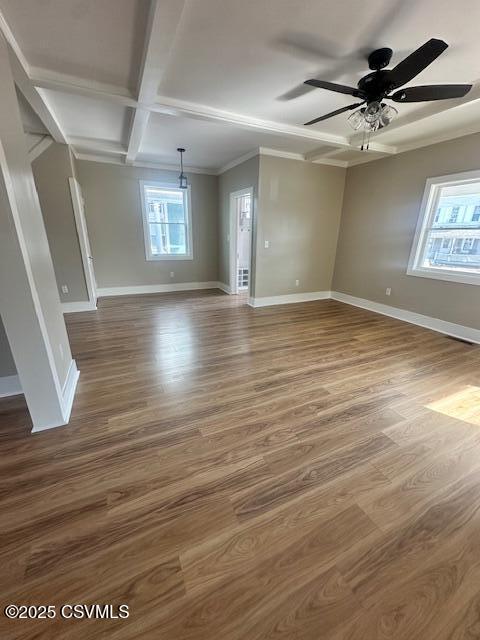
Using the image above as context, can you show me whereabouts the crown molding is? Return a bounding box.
[217,149,260,174]
[73,151,217,175]
[217,146,350,174]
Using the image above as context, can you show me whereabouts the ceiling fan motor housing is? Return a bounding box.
[357,70,394,102]
[368,47,393,70]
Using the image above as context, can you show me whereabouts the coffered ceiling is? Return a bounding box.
[3,0,480,173]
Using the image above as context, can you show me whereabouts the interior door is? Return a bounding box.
[69,177,97,306]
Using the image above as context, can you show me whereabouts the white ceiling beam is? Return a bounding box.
[28,135,53,162]
[0,11,67,144]
[366,142,397,154]
[26,71,356,150]
[9,53,66,144]
[152,95,353,149]
[30,68,137,108]
[303,140,395,165]
[258,146,349,168]
[304,148,344,163]
[126,0,186,165]
[69,137,128,157]
[126,109,150,165]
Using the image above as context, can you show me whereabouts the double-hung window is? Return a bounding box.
[407,171,480,286]
[140,181,193,260]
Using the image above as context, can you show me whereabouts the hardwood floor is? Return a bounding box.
[1,289,480,639]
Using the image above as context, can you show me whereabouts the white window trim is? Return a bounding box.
[407,169,480,287]
[139,180,193,261]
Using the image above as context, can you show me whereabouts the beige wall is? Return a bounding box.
[0,317,16,377]
[333,133,480,330]
[218,155,259,288]
[76,161,218,288]
[32,143,88,302]
[255,155,346,298]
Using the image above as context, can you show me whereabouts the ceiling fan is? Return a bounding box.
[302,39,472,148]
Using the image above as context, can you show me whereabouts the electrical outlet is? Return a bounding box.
[295,279,300,287]
[170,271,175,278]
[61,284,69,294]
[385,287,392,296]
[264,240,270,249]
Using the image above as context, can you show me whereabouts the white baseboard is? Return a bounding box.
[249,291,332,308]
[0,374,22,398]
[62,301,97,313]
[97,281,220,297]
[61,359,79,423]
[32,359,79,433]
[217,281,232,294]
[331,291,480,345]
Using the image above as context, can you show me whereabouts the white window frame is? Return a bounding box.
[139,180,193,261]
[407,170,480,286]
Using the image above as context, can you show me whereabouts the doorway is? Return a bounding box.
[69,177,97,309]
[229,187,253,295]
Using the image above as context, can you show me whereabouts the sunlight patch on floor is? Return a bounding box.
[426,386,480,426]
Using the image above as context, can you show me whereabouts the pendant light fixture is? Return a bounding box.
[177,147,188,190]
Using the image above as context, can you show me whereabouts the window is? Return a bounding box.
[407,171,480,286]
[140,182,192,260]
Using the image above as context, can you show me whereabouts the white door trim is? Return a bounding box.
[69,177,97,308]
[229,187,253,295]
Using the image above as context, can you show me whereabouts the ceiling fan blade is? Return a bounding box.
[389,38,448,88]
[304,102,364,126]
[391,84,472,102]
[304,79,361,96]
[278,83,316,101]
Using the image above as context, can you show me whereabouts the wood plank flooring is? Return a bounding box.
[1,290,480,639]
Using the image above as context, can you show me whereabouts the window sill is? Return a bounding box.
[146,255,193,261]
[406,266,480,287]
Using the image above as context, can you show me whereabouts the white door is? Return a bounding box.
[229,187,253,295]
[236,194,252,291]
[69,177,97,307]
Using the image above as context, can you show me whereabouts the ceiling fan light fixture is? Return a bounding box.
[364,101,382,123]
[347,109,364,130]
[364,118,380,132]
[380,103,398,126]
